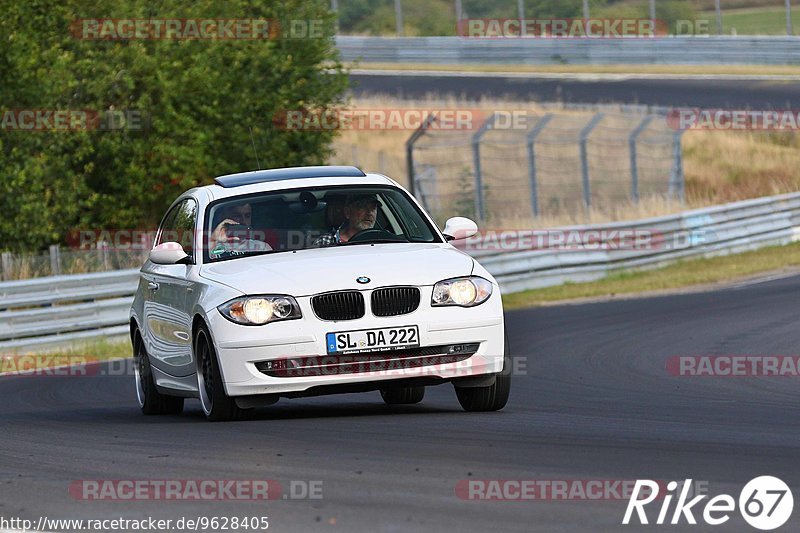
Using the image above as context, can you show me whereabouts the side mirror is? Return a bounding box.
[149,242,191,265]
[442,217,478,241]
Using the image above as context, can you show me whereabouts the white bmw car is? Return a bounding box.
[130,166,510,421]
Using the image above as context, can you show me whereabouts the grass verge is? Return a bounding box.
[502,241,800,309]
[1,337,131,374]
[700,7,800,35]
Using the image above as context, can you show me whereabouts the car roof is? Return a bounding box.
[199,166,399,201]
[214,165,366,188]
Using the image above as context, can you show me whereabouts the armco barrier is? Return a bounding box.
[474,192,800,293]
[336,36,800,65]
[0,269,139,352]
[1,192,799,351]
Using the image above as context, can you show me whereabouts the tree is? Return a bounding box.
[0,0,349,251]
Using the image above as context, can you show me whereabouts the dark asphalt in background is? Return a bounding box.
[350,73,800,108]
[2,274,800,532]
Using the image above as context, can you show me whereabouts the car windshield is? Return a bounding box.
[204,185,442,262]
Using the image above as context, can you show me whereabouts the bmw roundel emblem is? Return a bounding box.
[356,276,370,284]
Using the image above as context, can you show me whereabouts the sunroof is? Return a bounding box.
[214,166,366,188]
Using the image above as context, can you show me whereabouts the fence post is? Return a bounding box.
[405,112,437,202]
[331,0,339,33]
[628,115,655,203]
[526,113,554,218]
[472,113,497,222]
[579,113,604,209]
[395,0,404,36]
[378,150,386,174]
[1,252,12,281]
[669,131,685,202]
[49,244,61,276]
[98,241,110,271]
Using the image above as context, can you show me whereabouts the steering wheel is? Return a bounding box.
[347,228,405,243]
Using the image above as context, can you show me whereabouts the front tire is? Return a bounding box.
[380,386,425,405]
[195,325,244,422]
[454,332,511,412]
[134,334,184,415]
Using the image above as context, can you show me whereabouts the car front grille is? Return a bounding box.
[255,343,480,378]
[371,287,420,317]
[311,291,365,321]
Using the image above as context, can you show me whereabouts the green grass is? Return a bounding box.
[700,6,800,35]
[503,241,800,309]
[1,337,131,374]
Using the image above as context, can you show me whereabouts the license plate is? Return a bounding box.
[326,325,420,355]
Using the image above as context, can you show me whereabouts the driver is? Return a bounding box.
[312,193,381,247]
[208,202,271,257]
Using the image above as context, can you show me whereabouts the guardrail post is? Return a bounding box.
[526,113,554,217]
[629,115,655,203]
[1,252,12,281]
[49,245,61,276]
[579,113,604,209]
[669,131,686,202]
[405,112,437,203]
[472,113,497,222]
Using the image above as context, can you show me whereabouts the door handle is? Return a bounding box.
[147,281,159,291]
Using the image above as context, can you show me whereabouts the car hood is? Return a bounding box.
[199,243,475,296]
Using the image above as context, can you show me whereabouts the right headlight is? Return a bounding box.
[431,276,493,307]
[218,295,302,326]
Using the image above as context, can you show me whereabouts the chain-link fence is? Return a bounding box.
[407,109,684,225]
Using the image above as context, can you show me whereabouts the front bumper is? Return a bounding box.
[206,288,505,397]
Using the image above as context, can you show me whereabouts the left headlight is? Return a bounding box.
[218,295,302,326]
[431,276,493,307]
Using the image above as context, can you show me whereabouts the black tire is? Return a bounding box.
[134,334,184,415]
[454,333,511,412]
[195,325,244,422]
[380,386,425,405]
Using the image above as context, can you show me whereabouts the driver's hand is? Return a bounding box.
[210,219,240,247]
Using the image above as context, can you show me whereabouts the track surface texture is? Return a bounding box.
[349,72,800,108]
[2,274,800,532]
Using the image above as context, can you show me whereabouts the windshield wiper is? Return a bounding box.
[342,238,409,246]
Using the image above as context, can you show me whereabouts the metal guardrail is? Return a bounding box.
[473,192,800,293]
[2,191,800,351]
[0,269,139,352]
[337,36,800,65]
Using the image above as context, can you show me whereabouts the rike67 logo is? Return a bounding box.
[623,477,793,530]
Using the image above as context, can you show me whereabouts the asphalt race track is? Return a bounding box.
[2,273,800,532]
[350,72,800,108]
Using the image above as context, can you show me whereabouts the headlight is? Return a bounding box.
[431,277,493,307]
[218,295,302,325]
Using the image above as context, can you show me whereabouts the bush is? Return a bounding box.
[0,0,348,251]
